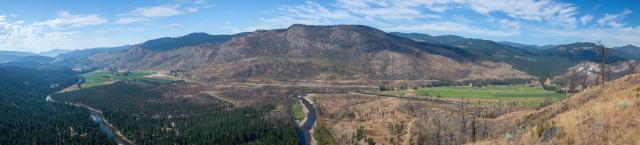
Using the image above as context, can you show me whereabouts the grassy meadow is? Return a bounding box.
[382,85,567,106]
[416,85,566,99]
[291,102,305,121]
[80,70,174,88]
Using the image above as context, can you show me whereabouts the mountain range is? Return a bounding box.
[0,51,35,63]
[391,32,640,77]
[4,24,640,82]
[90,24,531,81]
[613,44,640,59]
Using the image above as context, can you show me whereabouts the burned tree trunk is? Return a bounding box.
[597,41,608,85]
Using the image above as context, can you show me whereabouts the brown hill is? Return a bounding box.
[91,24,532,81]
[473,73,640,145]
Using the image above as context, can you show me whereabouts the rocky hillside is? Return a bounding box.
[90,24,532,81]
[474,73,640,145]
[553,60,639,90]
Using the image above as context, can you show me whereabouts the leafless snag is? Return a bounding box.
[597,41,608,85]
[566,69,578,93]
[460,97,465,144]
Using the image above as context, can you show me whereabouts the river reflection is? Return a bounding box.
[90,112,126,145]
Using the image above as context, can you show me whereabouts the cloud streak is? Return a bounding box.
[116,1,211,24]
[597,9,632,28]
[385,21,519,37]
[34,11,107,28]
[246,0,639,47]
[0,15,80,52]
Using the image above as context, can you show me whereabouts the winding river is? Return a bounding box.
[297,95,317,145]
[47,95,133,145]
[91,112,128,145]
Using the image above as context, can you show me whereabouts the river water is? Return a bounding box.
[297,96,317,145]
[47,94,129,145]
[90,112,127,145]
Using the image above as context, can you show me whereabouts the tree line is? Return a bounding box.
[0,66,116,145]
[54,82,301,145]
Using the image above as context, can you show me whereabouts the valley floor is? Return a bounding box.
[48,73,640,145]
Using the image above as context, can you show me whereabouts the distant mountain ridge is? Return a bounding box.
[5,24,637,82]
[389,32,534,59]
[541,42,627,63]
[613,44,640,59]
[139,32,248,51]
[0,51,36,63]
[390,32,639,77]
[90,24,532,81]
[51,45,132,66]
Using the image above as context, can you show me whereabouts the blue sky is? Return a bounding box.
[0,0,639,52]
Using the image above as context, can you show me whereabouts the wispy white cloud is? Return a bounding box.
[539,26,640,46]
[580,15,593,25]
[95,27,145,34]
[385,21,519,37]
[0,15,80,52]
[247,1,517,36]
[116,1,211,24]
[498,19,520,30]
[240,1,360,32]
[330,0,580,28]
[33,11,107,28]
[165,23,181,29]
[597,9,632,28]
[246,0,639,47]
[334,0,436,20]
[123,5,184,18]
[463,0,580,28]
[115,17,150,24]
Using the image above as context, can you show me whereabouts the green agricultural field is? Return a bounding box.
[80,70,173,88]
[415,85,566,99]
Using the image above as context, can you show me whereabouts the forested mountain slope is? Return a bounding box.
[391,32,637,78]
[90,24,531,81]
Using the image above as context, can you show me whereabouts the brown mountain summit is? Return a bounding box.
[91,24,531,81]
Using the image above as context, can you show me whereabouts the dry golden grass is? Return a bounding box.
[313,94,416,145]
[471,74,640,145]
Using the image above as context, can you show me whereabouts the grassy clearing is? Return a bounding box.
[136,77,176,84]
[292,102,305,121]
[314,124,338,145]
[80,70,173,88]
[415,85,566,99]
[377,85,567,106]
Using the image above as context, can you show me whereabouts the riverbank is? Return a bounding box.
[48,92,135,145]
[66,102,135,145]
[299,94,317,145]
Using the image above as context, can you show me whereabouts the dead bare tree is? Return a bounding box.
[472,98,479,142]
[597,41,608,85]
[460,97,465,144]
[567,69,578,93]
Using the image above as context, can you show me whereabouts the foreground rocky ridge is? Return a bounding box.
[474,73,640,145]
